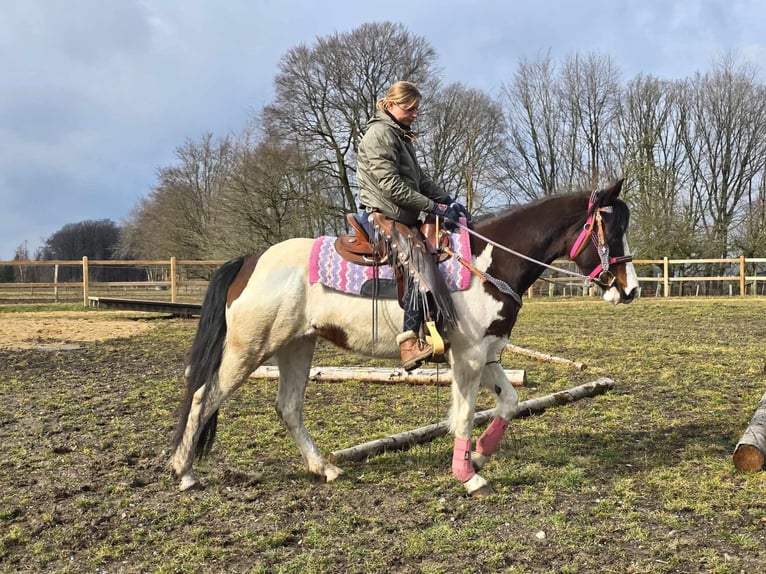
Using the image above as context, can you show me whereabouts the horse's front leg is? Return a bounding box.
[449,358,493,497]
[471,355,519,472]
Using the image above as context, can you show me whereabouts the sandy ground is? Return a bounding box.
[0,311,160,350]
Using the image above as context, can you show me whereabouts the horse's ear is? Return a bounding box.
[599,178,624,205]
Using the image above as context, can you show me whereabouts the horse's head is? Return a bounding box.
[569,179,639,304]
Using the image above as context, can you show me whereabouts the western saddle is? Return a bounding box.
[334,212,451,267]
[335,212,456,364]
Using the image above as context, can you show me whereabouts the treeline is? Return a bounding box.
[2,220,145,283]
[11,21,766,274]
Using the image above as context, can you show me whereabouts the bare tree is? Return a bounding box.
[122,133,234,258]
[678,55,766,257]
[499,52,621,201]
[419,83,507,213]
[10,242,34,282]
[500,53,565,201]
[119,197,165,259]
[560,52,622,189]
[262,22,440,215]
[616,75,699,257]
[214,133,341,254]
[732,165,766,260]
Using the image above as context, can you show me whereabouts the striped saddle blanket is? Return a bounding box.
[308,224,473,297]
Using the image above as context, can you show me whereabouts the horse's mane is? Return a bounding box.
[474,190,629,237]
[473,191,590,228]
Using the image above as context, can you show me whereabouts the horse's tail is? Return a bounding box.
[172,255,249,459]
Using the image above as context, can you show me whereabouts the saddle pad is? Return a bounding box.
[308,221,473,296]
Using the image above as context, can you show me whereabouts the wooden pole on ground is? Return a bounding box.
[506,343,585,370]
[250,365,526,387]
[733,390,766,472]
[328,377,614,463]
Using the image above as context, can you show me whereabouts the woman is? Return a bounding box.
[357,81,464,370]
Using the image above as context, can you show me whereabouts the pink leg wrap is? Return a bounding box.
[476,416,508,457]
[452,437,476,482]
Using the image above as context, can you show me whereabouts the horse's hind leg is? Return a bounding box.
[172,379,224,491]
[274,337,344,482]
[471,356,519,472]
[172,343,265,490]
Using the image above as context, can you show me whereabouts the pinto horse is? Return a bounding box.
[171,179,639,496]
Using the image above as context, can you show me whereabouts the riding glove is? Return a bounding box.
[433,203,462,224]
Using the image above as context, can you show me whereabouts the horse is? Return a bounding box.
[171,178,639,497]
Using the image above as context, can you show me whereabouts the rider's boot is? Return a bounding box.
[397,330,433,371]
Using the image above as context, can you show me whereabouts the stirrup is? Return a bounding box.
[424,320,445,355]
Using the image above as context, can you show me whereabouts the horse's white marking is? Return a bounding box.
[602,235,639,304]
[463,473,490,495]
[450,244,506,335]
[472,243,495,273]
[622,236,640,294]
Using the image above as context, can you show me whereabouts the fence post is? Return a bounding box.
[82,256,89,307]
[170,256,177,303]
[663,257,669,297]
[740,255,746,296]
[53,264,59,303]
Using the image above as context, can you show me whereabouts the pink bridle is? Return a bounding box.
[569,189,633,289]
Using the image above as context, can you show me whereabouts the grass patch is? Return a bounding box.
[0,302,90,313]
[1,298,766,572]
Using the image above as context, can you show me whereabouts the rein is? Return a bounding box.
[435,214,522,306]
[442,243,522,306]
[453,223,593,284]
[444,190,631,292]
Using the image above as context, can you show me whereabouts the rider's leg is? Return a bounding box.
[397,283,432,371]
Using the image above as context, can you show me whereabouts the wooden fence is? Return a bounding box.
[542,256,766,298]
[0,257,223,305]
[1,255,766,304]
[629,256,766,297]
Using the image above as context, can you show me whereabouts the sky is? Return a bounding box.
[2,0,766,260]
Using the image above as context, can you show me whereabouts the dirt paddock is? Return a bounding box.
[0,310,161,350]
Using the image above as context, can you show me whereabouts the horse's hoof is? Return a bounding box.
[470,484,495,499]
[179,474,202,491]
[324,465,344,482]
[462,473,492,497]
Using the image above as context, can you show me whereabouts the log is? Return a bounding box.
[250,365,526,387]
[328,377,615,463]
[733,390,766,472]
[506,343,586,370]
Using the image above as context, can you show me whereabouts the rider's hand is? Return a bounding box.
[433,203,461,223]
[449,201,471,222]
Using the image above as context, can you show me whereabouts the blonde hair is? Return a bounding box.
[376,81,422,112]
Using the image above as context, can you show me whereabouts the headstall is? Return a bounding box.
[569,189,633,290]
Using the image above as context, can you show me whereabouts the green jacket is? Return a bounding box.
[357,111,449,226]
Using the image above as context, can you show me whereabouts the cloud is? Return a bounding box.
[1,0,765,259]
